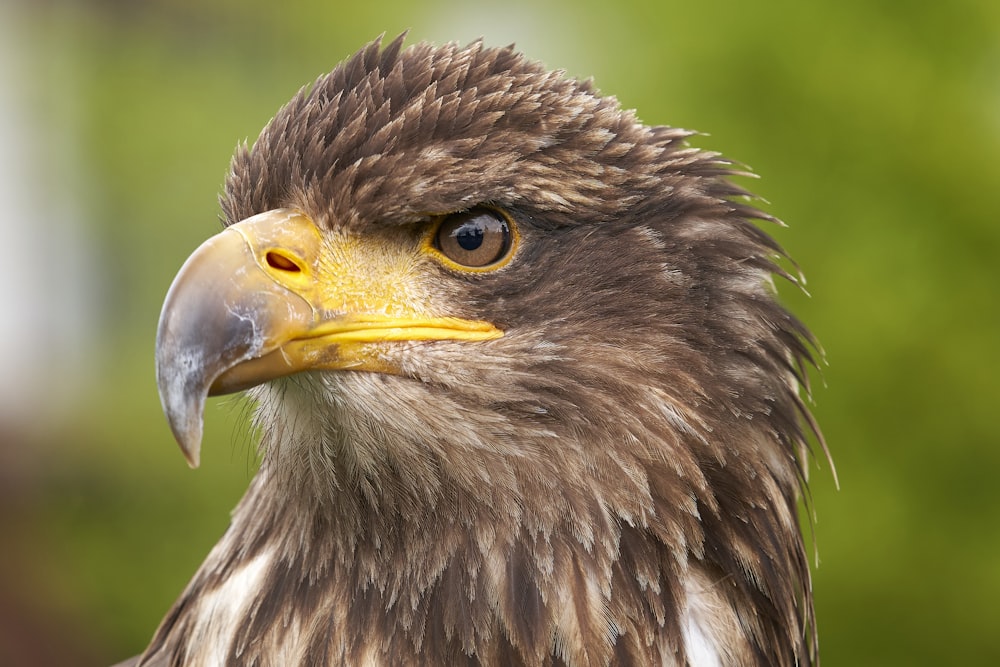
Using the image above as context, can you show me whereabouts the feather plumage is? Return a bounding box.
[129,35,826,667]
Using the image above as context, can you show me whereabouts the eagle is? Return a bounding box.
[123,35,827,666]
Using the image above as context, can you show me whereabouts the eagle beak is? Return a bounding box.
[155,209,501,467]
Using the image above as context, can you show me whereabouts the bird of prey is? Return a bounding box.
[126,35,827,666]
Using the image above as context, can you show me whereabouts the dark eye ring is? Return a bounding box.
[433,207,514,269]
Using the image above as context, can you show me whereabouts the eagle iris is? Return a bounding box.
[434,208,512,268]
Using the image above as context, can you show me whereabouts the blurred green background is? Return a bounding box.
[1,0,996,664]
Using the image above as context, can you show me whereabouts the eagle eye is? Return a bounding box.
[433,208,514,269]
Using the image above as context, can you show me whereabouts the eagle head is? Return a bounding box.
[141,35,825,667]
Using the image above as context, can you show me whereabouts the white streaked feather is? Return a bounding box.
[681,611,723,667]
[185,548,274,664]
[680,570,734,667]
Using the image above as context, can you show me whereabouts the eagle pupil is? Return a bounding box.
[455,223,484,250]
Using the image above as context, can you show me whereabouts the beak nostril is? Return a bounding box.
[266,251,302,273]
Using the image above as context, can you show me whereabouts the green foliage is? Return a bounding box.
[2,1,996,664]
